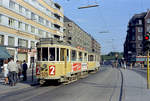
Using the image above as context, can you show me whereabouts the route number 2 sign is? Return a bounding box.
[49,65,55,75]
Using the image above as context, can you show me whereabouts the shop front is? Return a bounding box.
[17,48,28,62]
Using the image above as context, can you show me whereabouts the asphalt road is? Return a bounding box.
[0,66,123,101]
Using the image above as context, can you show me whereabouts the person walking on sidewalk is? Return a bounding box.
[16,60,22,81]
[22,60,28,81]
[2,59,9,85]
[7,58,18,86]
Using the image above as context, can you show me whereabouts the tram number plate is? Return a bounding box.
[49,65,55,75]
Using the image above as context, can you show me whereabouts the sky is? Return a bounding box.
[54,0,150,55]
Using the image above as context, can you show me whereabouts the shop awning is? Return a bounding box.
[0,46,11,60]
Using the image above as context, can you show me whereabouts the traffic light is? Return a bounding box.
[144,32,150,52]
[145,32,150,40]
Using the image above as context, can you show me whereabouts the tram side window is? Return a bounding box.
[84,53,87,61]
[49,48,55,61]
[37,48,41,61]
[71,50,76,61]
[67,49,69,61]
[56,48,59,61]
[88,55,94,61]
[42,48,48,61]
[79,52,82,61]
[60,48,65,61]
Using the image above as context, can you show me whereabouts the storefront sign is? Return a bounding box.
[18,48,28,53]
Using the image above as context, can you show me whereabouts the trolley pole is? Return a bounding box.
[147,50,150,89]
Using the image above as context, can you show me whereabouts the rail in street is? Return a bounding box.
[0,66,123,101]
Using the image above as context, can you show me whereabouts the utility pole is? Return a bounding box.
[144,32,150,89]
[147,50,150,89]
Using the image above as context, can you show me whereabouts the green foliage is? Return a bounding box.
[101,52,123,61]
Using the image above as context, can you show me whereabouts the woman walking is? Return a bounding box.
[2,60,9,85]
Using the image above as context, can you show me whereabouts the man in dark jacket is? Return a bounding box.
[22,60,28,81]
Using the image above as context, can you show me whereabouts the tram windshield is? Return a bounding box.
[49,48,55,61]
[37,47,55,61]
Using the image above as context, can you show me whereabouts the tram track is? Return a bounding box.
[0,67,124,101]
[118,68,124,101]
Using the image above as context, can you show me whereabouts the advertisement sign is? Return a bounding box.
[49,65,55,75]
[72,63,81,72]
[82,63,87,71]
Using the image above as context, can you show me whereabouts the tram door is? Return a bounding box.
[60,48,67,75]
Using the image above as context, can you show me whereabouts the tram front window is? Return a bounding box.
[49,48,55,61]
[42,48,48,61]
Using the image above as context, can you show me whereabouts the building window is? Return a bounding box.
[18,21,22,29]
[46,20,49,26]
[31,12,36,20]
[46,32,49,37]
[25,9,29,16]
[38,29,43,35]
[0,35,4,45]
[8,36,14,46]
[25,24,29,31]
[137,44,142,48]
[9,0,15,9]
[31,41,35,48]
[19,5,23,13]
[31,26,35,33]
[139,20,142,25]
[8,18,15,27]
[18,39,28,48]
[132,43,136,48]
[132,29,135,32]
[147,25,150,32]
[147,18,150,24]
[132,35,135,40]
[38,16,44,24]
[137,35,143,40]
[138,27,143,32]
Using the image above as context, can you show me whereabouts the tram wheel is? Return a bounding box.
[39,79,46,85]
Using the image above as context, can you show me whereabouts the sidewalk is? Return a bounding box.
[121,68,150,101]
[0,68,38,94]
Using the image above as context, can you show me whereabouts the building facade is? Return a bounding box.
[64,16,101,61]
[0,0,64,66]
[124,10,150,63]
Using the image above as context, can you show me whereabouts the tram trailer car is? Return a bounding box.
[36,39,100,85]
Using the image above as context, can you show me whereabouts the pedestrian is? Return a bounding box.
[22,60,28,81]
[7,58,18,86]
[124,61,127,69]
[16,60,22,81]
[2,59,9,85]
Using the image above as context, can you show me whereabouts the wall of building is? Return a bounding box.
[0,0,64,67]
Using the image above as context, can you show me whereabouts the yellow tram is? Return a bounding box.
[36,38,100,84]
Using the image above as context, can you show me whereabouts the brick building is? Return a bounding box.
[124,10,150,63]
